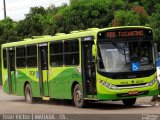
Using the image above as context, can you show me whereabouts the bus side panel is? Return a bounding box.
[16,82,24,96]
[49,67,67,99]
[31,82,41,97]
[27,68,40,97]
[16,69,29,96]
[49,67,82,99]
[16,69,40,97]
[61,67,82,99]
[2,69,9,94]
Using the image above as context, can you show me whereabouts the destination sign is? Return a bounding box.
[106,30,144,38]
[98,28,152,39]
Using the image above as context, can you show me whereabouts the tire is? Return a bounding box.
[25,84,33,104]
[73,84,85,108]
[122,98,136,106]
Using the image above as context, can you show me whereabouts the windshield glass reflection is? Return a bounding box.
[98,41,154,73]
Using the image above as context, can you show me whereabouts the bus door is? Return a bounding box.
[81,37,97,98]
[38,43,49,96]
[7,47,16,94]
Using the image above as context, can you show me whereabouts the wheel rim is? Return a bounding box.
[75,90,82,104]
[26,88,31,102]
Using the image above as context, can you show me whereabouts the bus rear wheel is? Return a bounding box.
[73,84,85,108]
[122,98,136,106]
[25,84,33,104]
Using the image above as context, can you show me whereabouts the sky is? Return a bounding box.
[0,0,69,21]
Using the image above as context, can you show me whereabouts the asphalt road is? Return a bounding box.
[0,86,160,120]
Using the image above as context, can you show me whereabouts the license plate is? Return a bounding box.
[128,91,138,95]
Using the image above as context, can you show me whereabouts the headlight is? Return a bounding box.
[146,79,157,86]
[99,80,118,89]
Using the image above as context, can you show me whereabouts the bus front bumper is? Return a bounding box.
[97,81,159,100]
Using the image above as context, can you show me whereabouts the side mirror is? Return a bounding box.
[92,44,96,56]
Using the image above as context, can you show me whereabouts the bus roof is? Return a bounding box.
[1,26,151,48]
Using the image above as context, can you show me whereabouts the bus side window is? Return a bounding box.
[26,45,37,68]
[16,46,26,68]
[64,39,79,66]
[50,41,63,67]
[3,49,7,69]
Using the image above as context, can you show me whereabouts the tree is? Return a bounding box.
[0,17,20,42]
[150,4,160,50]
[56,0,126,33]
[140,0,160,15]
[111,5,149,26]
[17,7,47,38]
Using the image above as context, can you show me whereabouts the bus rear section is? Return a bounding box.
[95,27,159,106]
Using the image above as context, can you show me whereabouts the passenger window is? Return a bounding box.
[27,45,37,67]
[64,40,79,65]
[3,49,7,69]
[16,46,26,68]
[50,41,63,66]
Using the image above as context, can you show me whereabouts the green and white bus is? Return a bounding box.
[1,26,159,107]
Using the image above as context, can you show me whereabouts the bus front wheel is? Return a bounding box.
[73,84,85,108]
[122,98,136,106]
[25,84,33,104]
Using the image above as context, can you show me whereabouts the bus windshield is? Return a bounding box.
[98,41,154,73]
